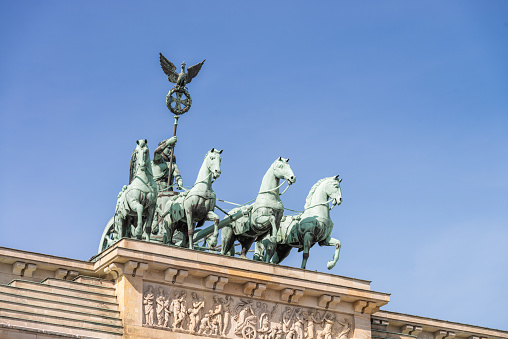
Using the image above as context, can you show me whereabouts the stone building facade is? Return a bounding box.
[0,239,506,339]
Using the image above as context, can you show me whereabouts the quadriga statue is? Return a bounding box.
[114,140,158,242]
[256,176,343,269]
[221,157,296,262]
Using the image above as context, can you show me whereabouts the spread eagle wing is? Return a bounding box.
[159,53,178,83]
[186,59,205,84]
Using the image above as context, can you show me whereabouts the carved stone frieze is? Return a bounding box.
[142,283,353,339]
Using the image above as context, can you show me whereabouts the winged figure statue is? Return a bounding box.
[159,53,205,88]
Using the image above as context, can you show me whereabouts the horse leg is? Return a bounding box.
[240,237,255,259]
[272,244,292,265]
[302,232,314,269]
[179,222,189,248]
[126,216,133,238]
[220,226,234,256]
[319,237,341,270]
[129,200,144,239]
[253,240,265,261]
[195,219,207,247]
[186,209,195,250]
[227,243,236,256]
[163,214,174,245]
[206,211,220,248]
[263,215,278,263]
[144,205,155,242]
[114,215,123,240]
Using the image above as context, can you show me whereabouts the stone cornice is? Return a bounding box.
[0,246,94,278]
[373,311,508,339]
[93,239,390,309]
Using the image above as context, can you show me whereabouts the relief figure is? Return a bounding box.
[143,285,155,326]
[163,295,171,327]
[336,319,351,339]
[234,299,258,334]
[221,295,233,336]
[316,312,335,339]
[171,291,187,329]
[304,310,322,339]
[198,313,212,335]
[156,287,166,326]
[293,308,304,339]
[210,295,223,335]
[282,306,296,338]
[188,292,205,333]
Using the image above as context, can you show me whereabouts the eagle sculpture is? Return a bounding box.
[159,53,205,88]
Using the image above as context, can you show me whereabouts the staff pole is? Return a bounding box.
[167,115,180,188]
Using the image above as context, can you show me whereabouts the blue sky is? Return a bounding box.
[1,1,507,330]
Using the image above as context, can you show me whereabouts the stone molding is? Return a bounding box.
[373,311,508,339]
[92,239,390,310]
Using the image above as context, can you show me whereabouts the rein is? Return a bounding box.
[216,179,293,212]
[306,197,335,210]
[258,180,289,195]
[194,171,214,186]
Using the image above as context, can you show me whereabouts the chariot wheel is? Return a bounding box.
[242,324,257,339]
[98,217,116,253]
[166,87,192,115]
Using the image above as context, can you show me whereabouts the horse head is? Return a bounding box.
[327,175,343,206]
[273,157,296,185]
[207,148,223,179]
[129,139,153,183]
[134,139,151,173]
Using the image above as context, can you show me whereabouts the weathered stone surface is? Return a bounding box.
[0,241,507,339]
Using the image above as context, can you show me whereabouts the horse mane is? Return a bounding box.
[129,148,137,184]
[129,144,153,184]
[304,177,335,209]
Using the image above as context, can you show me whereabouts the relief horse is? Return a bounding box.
[221,157,296,262]
[114,139,158,242]
[257,176,342,269]
[162,148,222,249]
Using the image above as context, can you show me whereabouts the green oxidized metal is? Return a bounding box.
[97,54,344,272]
[166,87,192,115]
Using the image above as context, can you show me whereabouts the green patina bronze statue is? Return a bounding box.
[150,136,184,240]
[220,157,296,262]
[102,140,158,248]
[159,53,205,115]
[97,54,345,272]
[159,148,223,250]
[255,176,343,270]
[152,136,183,192]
